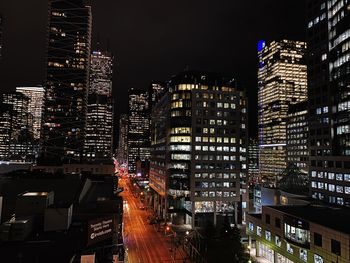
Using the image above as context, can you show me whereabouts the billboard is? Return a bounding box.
[87,217,114,246]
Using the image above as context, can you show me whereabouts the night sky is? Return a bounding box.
[0,0,307,137]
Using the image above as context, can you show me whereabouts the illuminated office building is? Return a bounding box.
[117,114,128,164]
[89,51,113,96]
[150,71,248,226]
[286,101,308,174]
[0,92,34,162]
[307,0,350,206]
[127,88,150,174]
[16,86,45,140]
[83,50,113,163]
[41,0,92,164]
[258,40,307,181]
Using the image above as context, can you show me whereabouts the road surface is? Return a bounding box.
[119,178,188,263]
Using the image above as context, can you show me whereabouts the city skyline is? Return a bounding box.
[0,0,307,136]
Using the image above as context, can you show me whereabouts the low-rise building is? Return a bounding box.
[246,205,350,263]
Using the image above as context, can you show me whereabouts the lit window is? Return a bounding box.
[257,226,262,236]
[287,243,294,254]
[265,230,271,241]
[314,254,323,263]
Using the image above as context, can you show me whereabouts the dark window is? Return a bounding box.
[331,239,341,255]
[265,214,270,224]
[275,218,281,228]
[314,232,322,247]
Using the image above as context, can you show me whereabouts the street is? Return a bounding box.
[119,178,189,263]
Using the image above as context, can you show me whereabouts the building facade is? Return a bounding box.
[258,40,308,181]
[117,114,128,165]
[41,0,92,164]
[127,88,150,174]
[286,101,309,174]
[246,205,350,263]
[16,86,45,140]
[84,51,113,163]
[307,0,350,206]
[0,92,34,162]
[249,138,260,183]
[150,71,248,227]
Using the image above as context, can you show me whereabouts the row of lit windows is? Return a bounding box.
[311,181,350,194]
[194,191,236,198]
[195,163,241,170]
[195,136,236,143]
[311,171,350,181]
[194,145,236,152]
[194,155,236,161]
[194,172,236,179]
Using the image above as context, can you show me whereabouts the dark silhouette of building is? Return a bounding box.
[307,0,350,206]
[41,0,92,164]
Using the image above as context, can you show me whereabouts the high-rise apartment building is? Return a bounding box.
[307,0,350,206]
[150,71,248,227]
[41,0,92,164]
[286,101,308,174]
[84,51,113,163]
[127,88,150,174]
[117,114,128,164]
[16,87,45,140]
[258,40,308,181]
[0,92,34,162]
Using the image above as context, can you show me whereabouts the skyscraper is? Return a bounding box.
[127,88,150,174]
[248,138,260,182]
[89,51,113,96]
[149,82,166,109]
[150,71,248,226]
[0,92,34,162]
[307,0,350,206]
[258,40,308,181]
[16,86,45,140]
[41,0,92,164]
[117,114,128,164]
[286,101,308,174]
[84,51,113,163]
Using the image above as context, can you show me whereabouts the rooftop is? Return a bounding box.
[267,205,350,234]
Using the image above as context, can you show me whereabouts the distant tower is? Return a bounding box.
[127,88,150,174]
[84,51,114,163]
[41,0,92,164]
[16,86,45,140]
[0,92,34,162]
[117,114,128,164]
[258,40,307,182]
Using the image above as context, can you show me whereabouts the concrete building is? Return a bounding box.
[258,40,308,182]
[246,205,350,263]
[307,0,350,206]
[150,71,248,227]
